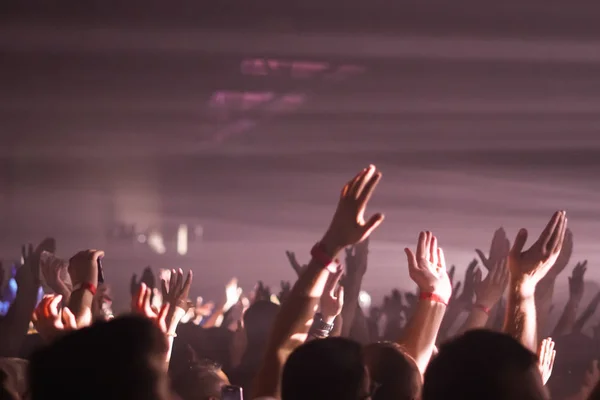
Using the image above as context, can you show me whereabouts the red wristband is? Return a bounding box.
[310,242,339,269]
[419,292,448,306]
[473,304,490,314]
[75,282,97,296]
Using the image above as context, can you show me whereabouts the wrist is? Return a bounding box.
[320,314,337,325]
[72,282,97,296]
[510,277,536,299]
[318,234,345,260]
[419,291,449,306]
[473,303,491,314]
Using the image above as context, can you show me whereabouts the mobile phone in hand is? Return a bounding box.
[97,258,105,284]
[221,385,243,400]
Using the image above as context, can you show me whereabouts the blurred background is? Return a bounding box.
[1,0,600,309]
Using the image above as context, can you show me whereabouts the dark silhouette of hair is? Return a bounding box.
[282,337,366,400]
[423,330,544,400]
[29,315,168,400]
[363,342,421,400]
[171,358,227,400]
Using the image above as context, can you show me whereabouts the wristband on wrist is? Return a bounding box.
[310,243,340,270]
[73,282,97,296]
[419,292,448,306]
[473,304,491,314]
[308,313,335,339]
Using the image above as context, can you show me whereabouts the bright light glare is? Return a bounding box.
[358,290,372,309]
[177,224,188,255]
[148,232,166,254]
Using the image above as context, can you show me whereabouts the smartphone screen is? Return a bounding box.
[221,385,243,400]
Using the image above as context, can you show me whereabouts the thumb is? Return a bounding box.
[511,229,528,256]
[404,248,418,271]
[361,213,385,241]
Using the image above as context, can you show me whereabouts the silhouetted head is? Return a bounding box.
[243,300,279,345]
[172,358,229,400]
[282,337,372,400]
[29,315,170,400]
[363,342,421,400]
[423,330,548,400]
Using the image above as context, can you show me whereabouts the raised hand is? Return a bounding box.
[224,278,243,311]
[320,165,384,256]
[285,251,307,277]
[568,261,587,304]
[508,211,567,293]
[68,250,103,289]
[131,282,170,334]
[161,268,193,330]
[475,227,510,271]
[319,268,345,322]
[40,251,72,300]
[278,281,292,304]
[161,268,193,310]
[457,259,479,305]
[31,294,77,343]
[16,238,56,289]
[543,229,573,282]
[130,266,156,297]
[537,338,556,385]
[405,231,452,304]
[474,258,509,309]
[447,266,462,303]
[573,291,600,333]
[254,281,271,303]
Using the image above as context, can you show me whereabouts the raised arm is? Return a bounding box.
[503,211,567,352]
[398,231,452,375]
[340,239,369,339]
[0,239,54,357]
[253,165,385,399]
[535,229,573,338]
[553,261,586,336]
[458,258,509,334]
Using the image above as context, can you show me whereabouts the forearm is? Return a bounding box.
[458,307,489,334]
[398,299,447,374]
[0,286,39,356]
[552,299,579,336]
[535,283,554,340]
[504,279,538,352]
[340,274,362,337]
[202,302,226,328]
[253,260,331,398]
[438,302,465,341]
[68,288,94,328]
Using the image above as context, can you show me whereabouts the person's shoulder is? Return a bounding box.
[253,397,277,400]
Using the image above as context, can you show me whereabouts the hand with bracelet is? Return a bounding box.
[405,231,452,306]
[457,257,509,334]
[473,257,509,314]
[67,250,103,328]
[310,268,344,339]
[399,231,452,375]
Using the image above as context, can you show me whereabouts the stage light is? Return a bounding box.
[177,224,188,255]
